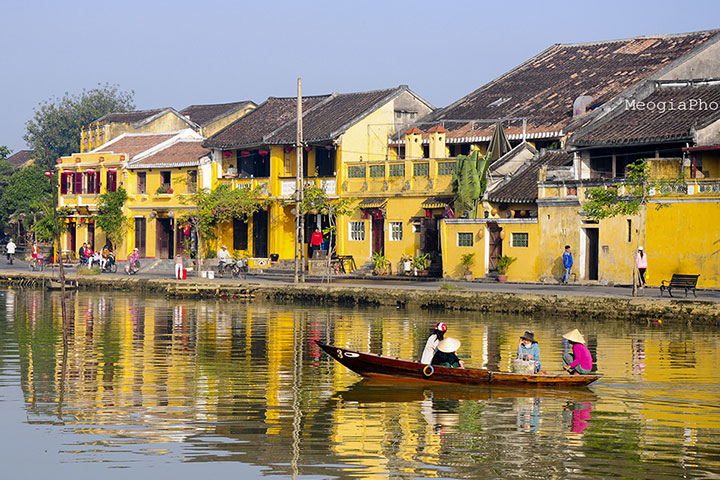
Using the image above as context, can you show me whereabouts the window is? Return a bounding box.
[457,232,473,247]
[369,165,385,177]
[438,162,455,175]
[137,172,146,194]
[283,149,292,176]
[627,219,632,243]
[106,171,117,193]
[389,222,403,241]
[389,164,405,177]
[233,217,248,250]
[73,172,83,194]
[187,170,197,193]
[511,232,529,247]
[349,221,365,241]
[413,162,429,176]
[422,145,430,159]
[348,166,366,178]
[160,171,171,188]
[566,186,577,196]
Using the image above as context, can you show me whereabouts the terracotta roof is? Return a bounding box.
[571,80,720,146]
[358,197,388,208]
[180,101,255,126]
[405,127,423,135]
[203,95,331,149]
[428,30,720,138]
[93,133,177,159]
[93,109,166,125]
[428,125,448,133]
[129,140,210,168]
[488,151,573,204]
[266,87,406,144]
[6,150,34,167]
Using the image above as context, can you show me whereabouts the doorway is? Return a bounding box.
[135,217,146,257]
[68,222,77,254]
[156,218,174,259]
[584,228,599,281]
[371,215,384,254]
[488,222,502,271]
[253,209,268,258]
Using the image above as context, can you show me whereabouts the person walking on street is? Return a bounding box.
[175,253,184,280]
[6,238,16,264]
[636,246,648,288]
[30,241,40,268]
[562,245,573,284]
[310,227,323,259]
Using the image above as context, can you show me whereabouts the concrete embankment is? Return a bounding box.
[1,272,718,325]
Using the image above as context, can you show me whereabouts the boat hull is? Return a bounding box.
[316,342,601,387]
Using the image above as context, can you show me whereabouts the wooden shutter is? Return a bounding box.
[74,172,83,194]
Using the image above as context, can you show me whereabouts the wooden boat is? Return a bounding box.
[316,341,601,387]
[45,278,79,290]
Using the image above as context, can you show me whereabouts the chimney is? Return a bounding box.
[428,125,448,159]
[404,127,424,159]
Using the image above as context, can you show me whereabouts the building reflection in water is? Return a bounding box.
[2,289,720,478]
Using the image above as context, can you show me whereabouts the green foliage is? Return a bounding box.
[78,266,102,276]
[460,252,476,274]
[155,184,174,194]
[584,160,650,220]
[24,83,134,169]
[0,146,10,161]
[440,282,466,291]
[413,253,430,271]
[0,165,51,229]
[94,187,129,248]
[32,205,71,243]
[372,252,387,273]
[298,186,354,218]
[496,255,516,275]
[452,149,492,218]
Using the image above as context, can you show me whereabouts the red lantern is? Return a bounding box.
[86,168,96,174]
[108,167,117,173]
[425,209,432,218]
[259,150,268,156]
[240,151,250,157]
[44,170,53,178]
[183,225,191,235]
[223,151,232,157]
[304,146,312,152]
[285,147,293,153]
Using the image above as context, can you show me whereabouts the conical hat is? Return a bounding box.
[437,337,461,353]
[562,329,585,344]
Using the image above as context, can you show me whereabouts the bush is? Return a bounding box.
[78,266,101,275]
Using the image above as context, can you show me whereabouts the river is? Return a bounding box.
[0,289,718,479]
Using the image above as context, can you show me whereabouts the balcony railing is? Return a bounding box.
[279,177,336,197]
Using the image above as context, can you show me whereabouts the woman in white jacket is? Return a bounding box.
[421,322,448,364]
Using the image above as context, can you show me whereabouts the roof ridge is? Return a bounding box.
[554,28,720,49]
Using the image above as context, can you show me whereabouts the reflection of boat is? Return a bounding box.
[316,342,601,387]
[336,378,598,404]
[45,279,79,290]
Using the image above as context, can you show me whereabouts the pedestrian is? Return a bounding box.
[31,241,39,269]
[562,329,593,375]
[175,253,184,279]
[421,322,447,364]
[562,245,573,284]
[310,227,323,259]
[6,238,16,264]
[636,246,647,288]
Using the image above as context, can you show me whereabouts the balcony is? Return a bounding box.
[217,177,270,196]
[279,177,337,198]
[343,158,455,195]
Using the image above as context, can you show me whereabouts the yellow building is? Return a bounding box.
[203,86,434,261]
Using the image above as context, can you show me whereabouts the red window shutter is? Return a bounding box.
[74,172,83,194]
[60,173,68,194]
[95,173,100,193]
[109,172,117,192]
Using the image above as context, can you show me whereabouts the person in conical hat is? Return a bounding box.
[430,337,464,368]
[562,329,592,375]
[420,322,448,365]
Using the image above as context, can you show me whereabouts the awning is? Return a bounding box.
[358,197,387,209]
[421,197,453,209]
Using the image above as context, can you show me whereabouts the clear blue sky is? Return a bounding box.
[1,0,719,153]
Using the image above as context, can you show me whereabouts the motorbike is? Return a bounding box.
[101,253,117,273]
[229,258,249,279]
[29,253,45,272]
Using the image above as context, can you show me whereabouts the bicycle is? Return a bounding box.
[29,254,45,272]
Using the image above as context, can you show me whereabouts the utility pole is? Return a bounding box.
[294,78,305,283]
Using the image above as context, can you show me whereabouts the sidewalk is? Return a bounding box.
[2,259,718,303]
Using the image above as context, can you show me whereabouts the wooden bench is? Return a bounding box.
[660,274,700,298]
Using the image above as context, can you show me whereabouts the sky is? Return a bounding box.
[1,0,719,153]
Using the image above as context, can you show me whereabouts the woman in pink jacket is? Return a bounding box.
[562,329,593,375]
[636,246,648,288]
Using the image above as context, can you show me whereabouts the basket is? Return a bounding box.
[512,353,535,375]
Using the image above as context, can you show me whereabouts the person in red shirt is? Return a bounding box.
[310,227,323,259]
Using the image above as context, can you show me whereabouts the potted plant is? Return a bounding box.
[372,252,388,275]
[400,254,413,275]
[496,255,516,282]
[413,253,430,276]
[460,252,476,281]
[156,184,174,195]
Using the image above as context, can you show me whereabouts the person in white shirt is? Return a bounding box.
[421,322,448,364]
[217,245,231,274]
[6,239,16,264]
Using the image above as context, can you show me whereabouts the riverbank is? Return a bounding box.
[2,269,719,324]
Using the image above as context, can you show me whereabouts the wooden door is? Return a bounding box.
[372,217,384,254]
[488,222,502,271]
[155,218,173,259]
[135,218,146,257]
[253,210,268,258]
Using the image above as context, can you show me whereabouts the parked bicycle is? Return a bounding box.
[229,258,249,279]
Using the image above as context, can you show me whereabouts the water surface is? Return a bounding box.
[0,289,718,479]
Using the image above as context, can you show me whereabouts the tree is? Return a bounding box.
[0,145,10,161]
[24,84,135,169]
[452,149,492,218]
[297,186,355,282]
[0,166,51,236]
[180,184,270,275]
[32,205,71,243]
[94,187,129,249]
[584,159,678,296]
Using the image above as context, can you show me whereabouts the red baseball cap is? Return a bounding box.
[435,322,448,332]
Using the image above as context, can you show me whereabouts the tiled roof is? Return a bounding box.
[93,109,166,125]
[203,95,331,149]
[428,30,720,139]
[129,140,210,168]
[571,80,720,146]
[6,150,34,167]
[180,101,255,126]
[266,87,406,144]
[92,133,177,159]
[488,151,573,204]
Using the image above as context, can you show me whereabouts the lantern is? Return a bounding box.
[304,146,312,152]
[223,151,232,157]
[285,147,294,153]
[259,150,268,156]
[425,209,432,218]
[240,151,250,157]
